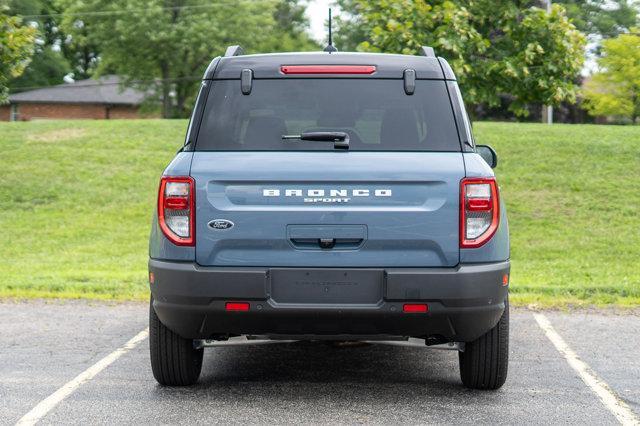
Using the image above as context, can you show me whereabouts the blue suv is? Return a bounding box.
[148,45,510,389]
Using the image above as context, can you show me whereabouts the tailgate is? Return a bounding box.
[191,151,463,267]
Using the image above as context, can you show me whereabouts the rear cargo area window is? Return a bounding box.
[195,79,460,151]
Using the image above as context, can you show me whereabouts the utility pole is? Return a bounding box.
[543,0,553,124]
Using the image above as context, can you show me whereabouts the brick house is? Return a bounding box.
[0,76,155,121]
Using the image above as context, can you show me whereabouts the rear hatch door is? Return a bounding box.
[191,77,463,267]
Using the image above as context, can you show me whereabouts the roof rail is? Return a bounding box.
[419,46,436,57]
[224,45,244,57]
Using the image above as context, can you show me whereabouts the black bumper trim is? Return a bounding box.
[149,259,509,341]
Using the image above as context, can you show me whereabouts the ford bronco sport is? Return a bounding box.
[148,45,510,389]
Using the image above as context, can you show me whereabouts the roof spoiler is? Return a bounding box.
[224,44,435,58]
[224,45,244,57]
[419,46,436,57]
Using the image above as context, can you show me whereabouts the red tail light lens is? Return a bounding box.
[158,176,195,246]
[280,65,376,74]
[460,177,499,248]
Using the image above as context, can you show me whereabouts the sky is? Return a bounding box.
[306,0,336,44]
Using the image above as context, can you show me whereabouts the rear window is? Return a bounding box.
[195,79,460,151]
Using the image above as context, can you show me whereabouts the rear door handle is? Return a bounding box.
[287,225,367,250]
[289,237,364,250]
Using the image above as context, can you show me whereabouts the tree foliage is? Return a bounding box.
[10,45,71,90]
[58,0,319,118]
[335,0,586,116]
[556,0,638,39]
[583,32,640,123]
[0,6,36,103]
[7,0,97,90]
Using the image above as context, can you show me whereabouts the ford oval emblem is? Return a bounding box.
[208,219,234,230]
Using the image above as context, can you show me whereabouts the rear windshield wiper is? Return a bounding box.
[282,131,349,150]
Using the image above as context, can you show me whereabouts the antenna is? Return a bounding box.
[323,8,338,53]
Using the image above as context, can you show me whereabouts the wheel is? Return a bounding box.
[458,298,509,390]
[149,299,203,386]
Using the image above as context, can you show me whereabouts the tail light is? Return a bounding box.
[460,177,499,248]
[158,176,195,246]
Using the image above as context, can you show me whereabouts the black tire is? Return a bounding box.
[459,298,509,390]
[149,300,203,386]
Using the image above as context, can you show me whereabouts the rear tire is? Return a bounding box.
[458,298,509,390]
[149,299,203,386]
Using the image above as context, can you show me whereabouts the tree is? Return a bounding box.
[335,0,586,116]
[9,45,71,91]
[556,0,638,39]
[59,0,319,118]
[263,0,320,52]
[334,0,369,52]
[0,7,36,103]
[583,32,640,123]
[7,0,97,90]
[57,16,100,79]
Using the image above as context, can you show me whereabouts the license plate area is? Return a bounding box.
[269,268,384,305]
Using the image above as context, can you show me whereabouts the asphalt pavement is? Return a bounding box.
[0,300,638,425]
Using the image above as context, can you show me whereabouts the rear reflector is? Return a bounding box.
[225,302,250,311]
[164,196,189,210]
[403,304,428,313]
[466,198,492,211]
[280,65,376,75]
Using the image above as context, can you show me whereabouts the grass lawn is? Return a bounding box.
[0,119,638,307]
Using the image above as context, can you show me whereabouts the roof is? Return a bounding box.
[205,51,456,81]
[9,76,146,105]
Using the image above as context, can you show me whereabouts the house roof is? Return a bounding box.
[9,76,146,105]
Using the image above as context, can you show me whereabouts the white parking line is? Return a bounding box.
[534,313,639,426]
[16,328,149,426]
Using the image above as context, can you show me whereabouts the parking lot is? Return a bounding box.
[1,300,638,425]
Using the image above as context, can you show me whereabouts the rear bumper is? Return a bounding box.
[149,259,510,342]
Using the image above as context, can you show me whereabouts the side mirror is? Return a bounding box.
[476,145,498,168]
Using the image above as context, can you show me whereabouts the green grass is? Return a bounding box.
[477,122,640,308]
[0,120,182,301]
[0,120,638,307]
